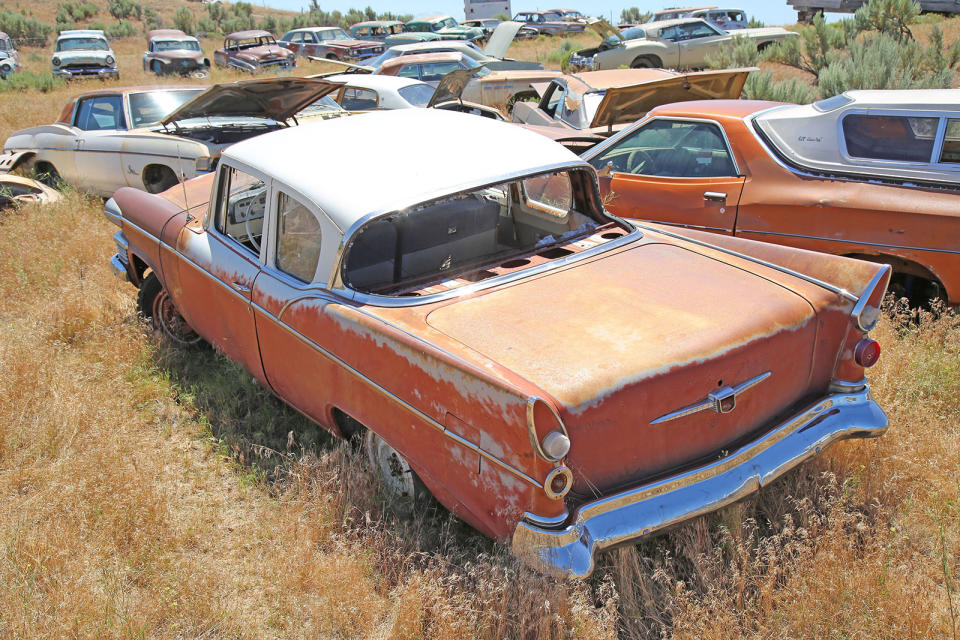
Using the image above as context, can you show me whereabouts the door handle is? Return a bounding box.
[704,191,727,201]
[231,281,251,294]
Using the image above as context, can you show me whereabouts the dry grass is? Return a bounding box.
[1,15,959,639]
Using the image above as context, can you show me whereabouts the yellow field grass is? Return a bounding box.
[0,16,959,640]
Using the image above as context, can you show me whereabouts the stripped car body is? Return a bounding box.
[0,78,342,197]
[512,67,751,152]
[568,18,797,70]
[584,92,960,305]
[0,174,61,210]
[105,108,889,576]
[214,30,296,72]
[143,29,209,76]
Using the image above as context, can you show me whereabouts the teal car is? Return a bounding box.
[404,16,484,42]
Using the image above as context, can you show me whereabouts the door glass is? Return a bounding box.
[340,87,378,110]
[939,119,960,164]
[842,114,938,162]
[396,64,420,78]
[216,165,267,256]
[74,95,126,131]
[276,191,323,283]
[589,119,736,177]
[543,85,565,118]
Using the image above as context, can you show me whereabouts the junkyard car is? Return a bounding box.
[690,8,750,30]
[0,32,22,78]
[404,16,485,41]
[550,8,590,22]
[52,29,119,79]
[349,20,406,42]
[568,18,797,70]
[512,67,750,152]
[648,5,716,21]
[360,29,543,72]
[584,91,960,305]
[512,11,587,35]
[0,174,61,210]
[104,107,890,576]
[378,52,561,107]
[278,27,383,62]
[463,18,539,39]
[326,69,504,119]
[143,29,209,76]
[213,30,296,72]
[0,78,341,197]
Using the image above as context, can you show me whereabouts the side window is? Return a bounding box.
[275,191,323,283]
[939,119,960,164]
[659,26,679,41]
[420,61,461,81]
[543,84,565,118]
[303,32,317,43]
[589,119,736,178]
[74,95,126,131]
[215,165,267,255]
[842,114,938,162]
[396,64,421,79]
[340,87,378,110]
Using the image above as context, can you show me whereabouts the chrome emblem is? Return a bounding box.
[650,372,772,425]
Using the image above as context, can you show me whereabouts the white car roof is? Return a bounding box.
[223,109,584,230]
[325,74,424,91]
[58,29,107,39]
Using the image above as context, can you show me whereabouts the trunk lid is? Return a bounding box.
[425,242,820,496]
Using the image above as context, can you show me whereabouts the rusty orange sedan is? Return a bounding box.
[585,91,960,305]
[105,109,890,576]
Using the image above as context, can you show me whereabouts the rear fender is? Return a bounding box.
[112,187,185,287]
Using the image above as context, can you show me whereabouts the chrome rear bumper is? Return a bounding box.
[512,387,887,577]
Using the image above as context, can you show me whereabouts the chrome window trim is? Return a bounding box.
[633,221,858,302]
[735,228,960,256]
[837,109,951,168]
[583,115,742,177]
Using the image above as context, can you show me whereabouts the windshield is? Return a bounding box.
[57,37,108,52]
[155,39,201,52]
[343,169,620,296]
[0,38,12,51]
[130,89,205,128]
[296,95,344,116]
[398,83,435,107]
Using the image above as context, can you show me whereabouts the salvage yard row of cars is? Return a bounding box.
[2,19,957,576]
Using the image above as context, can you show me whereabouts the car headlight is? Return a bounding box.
[106,55,115,65]
[52,56,61,67]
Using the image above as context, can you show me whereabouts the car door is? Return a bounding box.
[251,185,344,420]
[73,93,127,195]
[676,22,727,67]
[172,162,267,382]
[284,31,303,56]
[587,117,744,234]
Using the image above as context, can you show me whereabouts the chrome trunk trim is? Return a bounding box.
[512,387,887,577]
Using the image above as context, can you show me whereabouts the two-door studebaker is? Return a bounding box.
[584,91,960,306]
[105,109,890,576]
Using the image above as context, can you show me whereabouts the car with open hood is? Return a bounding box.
[583,91,960,306]
[104,107,890,577]
[0,78,342,197]
[51,29,119,79]
[511,11,586,35]
[568,17,797,70]
[278,27,384,63]
[512,67,751,152]
[143,29,209,77]
[404,16,485,42]
[214,30,296,73]
[0,32,22,78]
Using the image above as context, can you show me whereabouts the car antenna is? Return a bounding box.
[175,144,193,221]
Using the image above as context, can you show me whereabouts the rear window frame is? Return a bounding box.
[838,109,960,170]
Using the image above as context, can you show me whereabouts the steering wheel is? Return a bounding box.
[627,149,657,174]
[244,217,261,252]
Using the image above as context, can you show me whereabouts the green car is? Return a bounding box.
[404,16,484,41]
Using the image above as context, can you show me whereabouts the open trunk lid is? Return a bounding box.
[426,242,821,496]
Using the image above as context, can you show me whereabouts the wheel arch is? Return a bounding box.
[842,252,948,302]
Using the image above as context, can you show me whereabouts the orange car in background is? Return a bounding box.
[585,91,960,305]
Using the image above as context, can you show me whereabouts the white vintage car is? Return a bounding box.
[0,78,343,197]
[568,18,797,70]
[52,29,119,79]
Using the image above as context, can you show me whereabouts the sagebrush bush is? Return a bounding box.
[0,70,66,93]
[106,19,137,38]
[0,9,53,42]
[107,0,142,21]
[173,7,195,35]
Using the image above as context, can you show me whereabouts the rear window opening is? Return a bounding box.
[342,169,627,297]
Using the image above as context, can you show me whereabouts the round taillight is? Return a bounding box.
[541,430,570,459]
[544,466,572,500]
[854,338,881,367]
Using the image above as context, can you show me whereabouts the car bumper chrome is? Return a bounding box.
[110,254,129,281]
[52,67,119,79]
[512,387,887,577]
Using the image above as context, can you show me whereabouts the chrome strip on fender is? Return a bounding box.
[650,371,771,425]
[737,228,960,256]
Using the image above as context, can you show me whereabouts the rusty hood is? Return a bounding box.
[427,65,487,108]
[161,77,341,125]
[588,67,754,128]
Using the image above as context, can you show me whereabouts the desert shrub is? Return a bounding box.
[196,16,217,34]
[105,19,137,38]
[853,0,920,40]
[547,38,576,69]
[173,7,195,35]
[0,70,66,92]
[87,21,106,32]
[107,0,142,21]
[0,9,54,42]
[494,12,510,21]
[748,16,765,28]
[705,35,761,68]
[56,2,98,23]
[620,7,652,23]
[143,7,162,31]
[742,71,817,103]
[220,14,255,34]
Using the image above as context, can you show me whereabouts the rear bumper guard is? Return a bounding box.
[512,387,887,577]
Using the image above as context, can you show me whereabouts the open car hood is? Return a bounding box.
[589,67,754,128]
[483,21,523,59]
[586,18,623,43]
[426,65,487,108]
[306,56,375,74]
[161,77,341,125]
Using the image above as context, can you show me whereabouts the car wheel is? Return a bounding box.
[630,55,661,68]
[137,273,202,346]
[151,60,162,74]
[325,53,337,60]
[365,430,428,512]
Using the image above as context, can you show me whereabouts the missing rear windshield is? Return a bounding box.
[343,169,623,296]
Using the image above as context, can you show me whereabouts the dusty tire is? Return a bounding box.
[365,430,429,512]
[137,273,202,346]
[151,60,162,74]
[630,55,661,69]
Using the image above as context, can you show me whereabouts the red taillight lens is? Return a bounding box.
[854,338,881,367]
